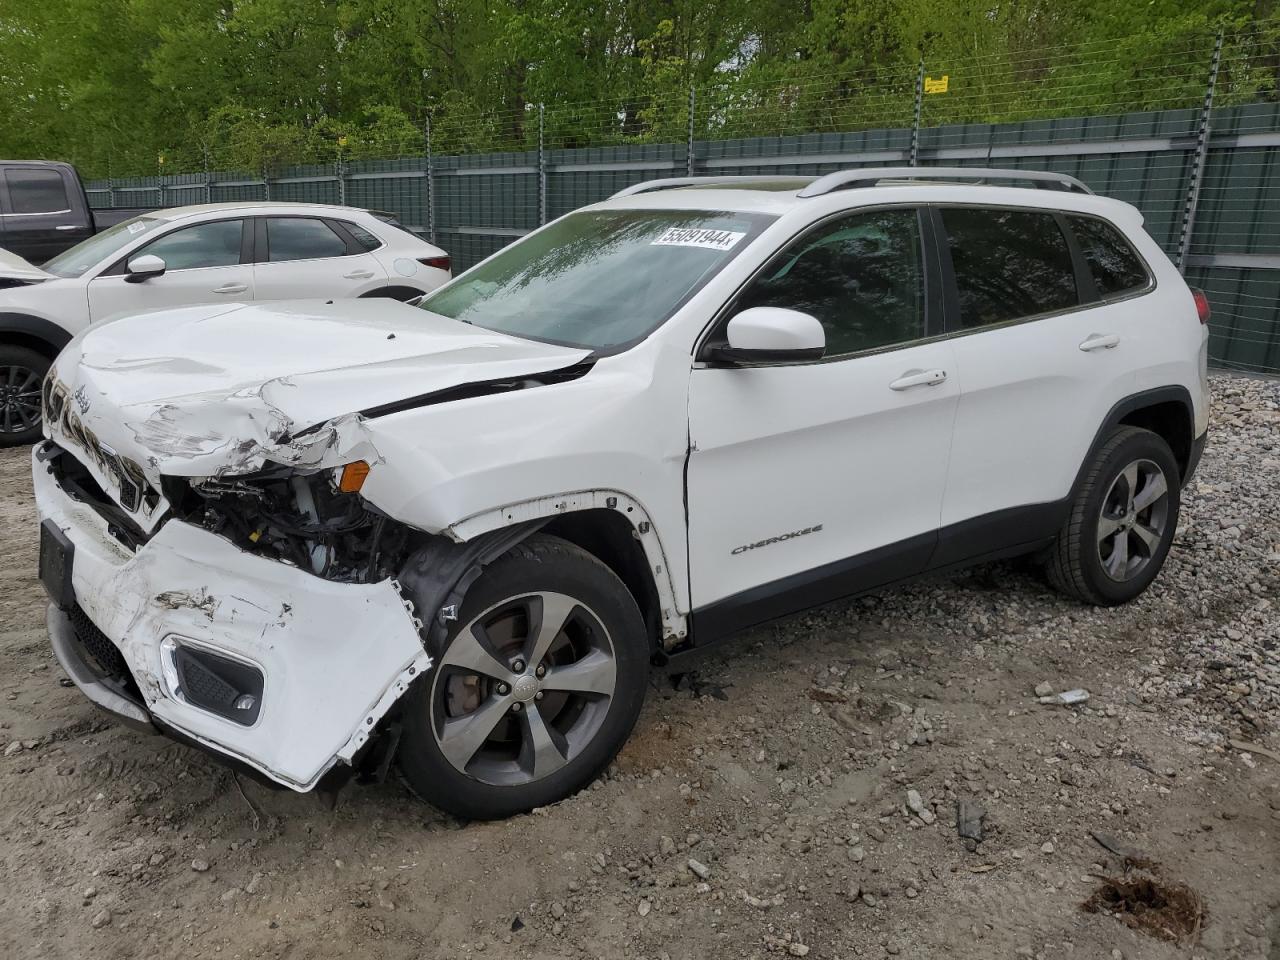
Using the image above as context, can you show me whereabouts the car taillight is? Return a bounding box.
[1191,287,1211,325]
[418,255,450,272]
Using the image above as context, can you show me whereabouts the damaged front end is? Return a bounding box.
[33,394,448,792]
[35,303,599,792]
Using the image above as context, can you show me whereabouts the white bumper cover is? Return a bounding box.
[33,449,432,791]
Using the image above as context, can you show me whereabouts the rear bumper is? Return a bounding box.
[33,444,432,791]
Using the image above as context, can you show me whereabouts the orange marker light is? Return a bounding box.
[338,460,371,493]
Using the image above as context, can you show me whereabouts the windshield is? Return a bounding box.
[42,217,164,278]
[418,209,775,351]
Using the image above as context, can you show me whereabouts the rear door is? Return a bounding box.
[251,216,388,300]
[0,166,90,263]
[85,218,254,321]
[933,205,1138,564]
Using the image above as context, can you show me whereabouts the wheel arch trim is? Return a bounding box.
[0,312,73,356]
[1072,385,1196,497]
[445,490,688,647]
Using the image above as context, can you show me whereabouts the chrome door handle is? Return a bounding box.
[55,224,80,231]
[1079,333,1120,352]
[213,283,248,295]
[343,270,375,280]
[889,368,947,391]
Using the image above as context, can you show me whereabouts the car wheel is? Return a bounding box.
[397,534,648,819]
[1046,426,1181,606]
[0,345,49,447]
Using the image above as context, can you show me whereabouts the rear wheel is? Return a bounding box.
[1046,426,1180,606]
[0,345,49,447]
[398,535,648,819]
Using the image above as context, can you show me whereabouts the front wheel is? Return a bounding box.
[397,535,649,819]
[0,345,49,447]
[1046,426,1181,606]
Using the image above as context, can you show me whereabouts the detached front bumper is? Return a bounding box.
[33,444,432,791]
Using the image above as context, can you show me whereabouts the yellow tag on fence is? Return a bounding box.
[924,75,949,94]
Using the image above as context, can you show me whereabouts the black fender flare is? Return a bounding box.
[396,519,550,657]
[1069,385,1196,498]
[0,312,73,357]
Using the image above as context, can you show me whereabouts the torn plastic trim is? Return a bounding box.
[446,491,688,647]
[396,521,552,655]
[356,359,596,421]
[336,579,432,765]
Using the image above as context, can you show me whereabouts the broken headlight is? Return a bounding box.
[166,465,411,583]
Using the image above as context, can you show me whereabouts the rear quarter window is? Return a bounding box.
[1067,215,1150,297]
[340,221,383,251]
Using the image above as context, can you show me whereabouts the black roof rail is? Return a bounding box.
[797,166,1093,196]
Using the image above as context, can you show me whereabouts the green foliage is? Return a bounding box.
[0,0,1274,177]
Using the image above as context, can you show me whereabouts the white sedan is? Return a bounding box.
[0,201,451,444]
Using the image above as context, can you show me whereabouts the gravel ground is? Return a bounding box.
[0,372,1278,960]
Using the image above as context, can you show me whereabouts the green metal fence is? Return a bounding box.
[85,54,1280,374]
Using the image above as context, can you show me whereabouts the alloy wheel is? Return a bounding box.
[428,592,618,786]
[1097,458,1170,582]
[0,365,41,436]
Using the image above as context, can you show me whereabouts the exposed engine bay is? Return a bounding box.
[165,468,418,584]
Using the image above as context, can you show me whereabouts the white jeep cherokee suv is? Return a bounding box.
[33,168,1210,819]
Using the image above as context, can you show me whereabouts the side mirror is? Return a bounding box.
[710,307,825,364]
[125,254,166,283]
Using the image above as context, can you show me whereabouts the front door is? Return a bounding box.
[86,218,253,321]
[686,206,958,636]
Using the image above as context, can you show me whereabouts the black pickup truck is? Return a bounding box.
[0,160,151,264]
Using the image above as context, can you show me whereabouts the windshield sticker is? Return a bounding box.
[126,221,147,235]
[651,227,746,251]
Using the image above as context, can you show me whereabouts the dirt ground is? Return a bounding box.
[1,374,1278,960]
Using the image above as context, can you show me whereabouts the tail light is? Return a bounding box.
[1190,287,1211,325]
[418,255,450,272]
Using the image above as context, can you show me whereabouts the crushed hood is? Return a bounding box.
[52,298,591,479]
[0,247,52,282]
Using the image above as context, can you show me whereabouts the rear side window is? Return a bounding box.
[266,218,348,262]
[5,169,70,214]
[1068,215,1148,297]
[942,208,1079,328]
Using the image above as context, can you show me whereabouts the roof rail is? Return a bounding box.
[610,175,810,199]
[797,166,1093,197]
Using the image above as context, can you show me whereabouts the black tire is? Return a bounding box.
[1046,426,1181,606]
[398,534,648,819]
[0,345,50,447]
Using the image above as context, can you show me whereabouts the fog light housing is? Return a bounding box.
[160,637,265,726]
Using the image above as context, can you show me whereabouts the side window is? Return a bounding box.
[340,221,382,251]
[736,208,925,357]
[1067,215,1149,297]
[5,169,70,214]
[266,218,348,262]
[141,220,244,271]
[942,208,1079,328]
